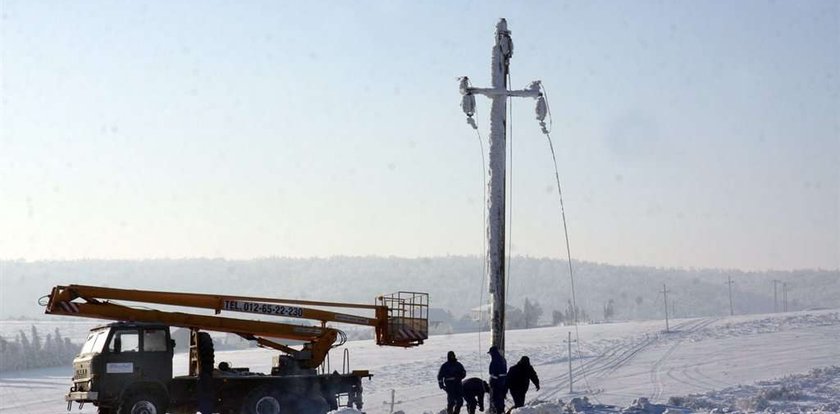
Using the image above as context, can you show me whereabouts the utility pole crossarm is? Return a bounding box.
[463,86,542,98]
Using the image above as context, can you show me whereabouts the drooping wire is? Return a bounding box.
[539,84,599,402]
[475,126,488,363]
[463,76,490,368]
[545,133,577,327]
[545,130,599,402]
[538,87,577,324]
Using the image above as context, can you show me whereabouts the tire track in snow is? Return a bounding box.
[537,319,702,401]
[685,366,727,389]
[648,318,718,402]
[692,365,732,388]
[665,364,722,392]
[664,357,735,393]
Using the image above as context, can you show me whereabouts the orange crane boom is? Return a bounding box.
[44,284,428,369]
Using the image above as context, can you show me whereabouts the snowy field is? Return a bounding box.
[1,309,838,413]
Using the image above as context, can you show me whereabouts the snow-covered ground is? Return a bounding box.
[1,309,838,413]
[670,365,840,413]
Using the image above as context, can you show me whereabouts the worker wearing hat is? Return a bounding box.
[438,350,467,414]
[487,346,507,413]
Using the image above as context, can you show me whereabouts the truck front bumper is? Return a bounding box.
[65,391,98,402]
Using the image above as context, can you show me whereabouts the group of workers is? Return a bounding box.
[437,346,540,414]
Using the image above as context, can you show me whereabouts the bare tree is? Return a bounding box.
[523,298,543,329]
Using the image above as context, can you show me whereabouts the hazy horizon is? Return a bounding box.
[2,256,838,322]
[1,255,837,273]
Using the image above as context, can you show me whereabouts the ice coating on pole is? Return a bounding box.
[486,18,511,354]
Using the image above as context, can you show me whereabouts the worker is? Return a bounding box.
[462,377,490,414]
[487,346,507,414]
[506,356,540,408]
[438,350,467,414]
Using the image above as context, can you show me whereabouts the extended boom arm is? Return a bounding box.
[44,284,428,369]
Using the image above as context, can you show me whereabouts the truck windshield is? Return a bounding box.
[79,330,109,355]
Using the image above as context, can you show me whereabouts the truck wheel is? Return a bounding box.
[300,395,329,414]
[118,392,165,414]
[240,387,284,414]
[196,331,214,375]
[196,331,216,414]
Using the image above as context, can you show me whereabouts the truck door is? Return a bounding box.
[102,329,143,399]
[101,327,174,392]
[140,327,174,384]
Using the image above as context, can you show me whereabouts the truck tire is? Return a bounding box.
[299,395,329,414]
[196,331,215,414]
[240,386,284,414]
[196,331,214,375]
[117,391,165,414]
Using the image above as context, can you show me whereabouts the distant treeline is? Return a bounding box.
[0,326,80,372]
[2,258,838,322]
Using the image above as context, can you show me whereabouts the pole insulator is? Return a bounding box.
[459,77,471,95]
[536,96,547,122]
[460,76,478,130]
[496,20,513,59]
[461,94,476,117]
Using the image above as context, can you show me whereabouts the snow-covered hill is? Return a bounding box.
[3,259,838,321]
[1,309,838,413]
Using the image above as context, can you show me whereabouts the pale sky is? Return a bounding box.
[1,1,837,270]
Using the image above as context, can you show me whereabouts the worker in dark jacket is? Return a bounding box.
[438,351,467,414]
[487,346,507,413]
[506,356,540,408]
[462,377,490,414]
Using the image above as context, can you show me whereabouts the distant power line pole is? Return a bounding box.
[773,280,781,312]
[564,331,577,393]
[726,276,735,316]
[783,282,788,312]
[663,284,670,333]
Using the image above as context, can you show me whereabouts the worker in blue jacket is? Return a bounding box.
[487,346,507,413]
[438,351,467,414]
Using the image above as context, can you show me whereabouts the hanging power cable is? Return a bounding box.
[539,116,576,323]
[460,76,489,364]
[535,83,599,402]
[476,126,488,362]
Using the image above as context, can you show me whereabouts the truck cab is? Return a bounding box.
[69,322,174,413]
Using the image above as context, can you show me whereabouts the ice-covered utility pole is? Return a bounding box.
[459,19,543,354]
[662,284,670,333]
